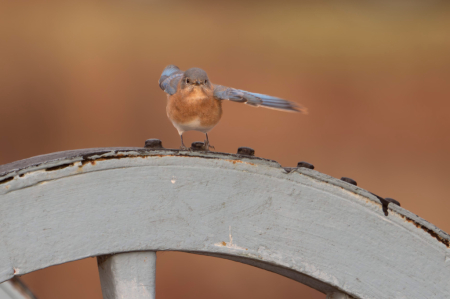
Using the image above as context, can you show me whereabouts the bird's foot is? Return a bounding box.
[204,141,215,151]
[180,145,191,151]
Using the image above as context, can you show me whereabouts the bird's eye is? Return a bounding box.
[205,80,208,84]
[186,79,190,84]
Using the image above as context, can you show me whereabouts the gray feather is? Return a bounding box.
[159,65,183,95]
[213,85,304,113]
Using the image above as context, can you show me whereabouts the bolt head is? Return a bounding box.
[144,139,163,149]
[341,177,357,186]
[385,197,401,206]
[237,147,255,156]
[191,141,206,151]
[297,161,314,169]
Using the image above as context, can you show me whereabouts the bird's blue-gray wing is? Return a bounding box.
[159,65,184,95]
[213,85,306,113]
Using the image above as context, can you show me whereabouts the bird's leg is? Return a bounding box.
[204,133,215,151]
[180,134,189,151]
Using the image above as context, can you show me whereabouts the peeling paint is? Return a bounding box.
[400,214,450,248]
[0,177,13,185]
[224,159,255,166]
[215,226,248,251]
[45,163,75,171]
[0,147,277,180]
[1,147,449,298]
[1,148,449,252]
[297,170,450,249]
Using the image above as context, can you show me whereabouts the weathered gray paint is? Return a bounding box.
[98,252,156,299]
[0,149,449,299]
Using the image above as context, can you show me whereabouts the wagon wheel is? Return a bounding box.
[1,139,449,299]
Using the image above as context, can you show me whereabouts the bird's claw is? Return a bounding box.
[180,145,191,151]
[204,141,215,151]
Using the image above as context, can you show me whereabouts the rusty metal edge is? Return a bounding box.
[289,167,450,248]
[1,148,449,249]
[0,147,279,179]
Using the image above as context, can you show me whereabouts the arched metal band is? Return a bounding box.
[0,149,449,299]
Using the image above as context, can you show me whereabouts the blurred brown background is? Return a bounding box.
[1,0,449,298]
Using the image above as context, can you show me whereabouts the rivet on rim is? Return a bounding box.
[385,198,401,206]
[191,142,206,151]
[297,161,314,169]
[237,147,255,156]
[341,177,357,186]
[144,139,163,149]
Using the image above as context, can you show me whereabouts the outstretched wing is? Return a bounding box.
[159,65,184,95]
[213,85,306,113]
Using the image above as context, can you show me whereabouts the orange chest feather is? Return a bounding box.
[166,90,222,127]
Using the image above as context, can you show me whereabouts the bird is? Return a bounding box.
[158,65,307,150]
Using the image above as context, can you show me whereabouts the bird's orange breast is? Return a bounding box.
[166,87,222,129]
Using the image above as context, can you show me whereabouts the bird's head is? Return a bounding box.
[181,68,212,92]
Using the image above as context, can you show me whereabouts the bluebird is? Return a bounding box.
[159,65,307,150]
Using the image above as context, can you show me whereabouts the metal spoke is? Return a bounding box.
[98,252,156,299]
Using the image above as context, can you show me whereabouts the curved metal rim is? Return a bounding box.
[1,148,448,248]
[1,148,449,299]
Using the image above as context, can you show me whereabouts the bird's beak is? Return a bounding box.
[194,80,201,86]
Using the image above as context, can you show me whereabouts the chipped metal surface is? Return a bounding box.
[0,147,449,299]
[0,147,278,179]
[291,167,450,248]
